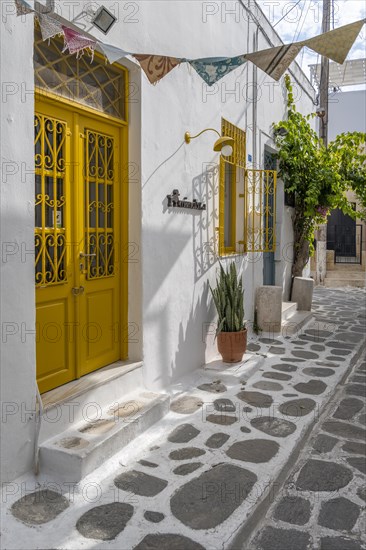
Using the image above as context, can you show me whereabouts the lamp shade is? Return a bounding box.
[213,136,235,153]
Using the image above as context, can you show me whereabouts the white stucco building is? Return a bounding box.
[1,0,315,483]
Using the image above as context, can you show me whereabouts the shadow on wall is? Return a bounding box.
[192,164,220,282]
[172,282,214,380]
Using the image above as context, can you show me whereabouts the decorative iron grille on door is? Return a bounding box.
[85,129,115,279]
[35,113,68,286]
[244,168,277,253]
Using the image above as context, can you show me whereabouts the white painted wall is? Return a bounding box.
[0,0,315,479]
[0,11,36,482]
[328,90,366,141]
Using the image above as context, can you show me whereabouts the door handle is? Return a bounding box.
[72,286,85,296]
[80,252,96,258]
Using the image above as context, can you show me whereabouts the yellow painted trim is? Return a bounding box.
[35,89,128,127]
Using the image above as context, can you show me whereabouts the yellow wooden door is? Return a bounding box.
[35,102,123,393]
[77,116,121,377]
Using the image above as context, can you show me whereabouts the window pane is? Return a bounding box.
[34,26,125,120]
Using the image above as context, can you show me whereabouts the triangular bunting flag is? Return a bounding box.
[133,55,181,84]
[62,26,96,60]
[245,43,302,81]
[15,0,33,16]
[38,13,63,41]
[189,54,247,86]
[99,42,129,64]
[304,19,365,65]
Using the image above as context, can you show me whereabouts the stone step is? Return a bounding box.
[40,361,144,444]
[324,278,366,289]
[281,301,297,322]
[325,271,366,279]
[281,310,313,337]
[326,263,365,272]
[39,391,170,483]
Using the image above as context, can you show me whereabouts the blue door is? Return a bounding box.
[263,149,276,285]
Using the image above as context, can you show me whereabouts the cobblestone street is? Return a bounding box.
[1,287,366,550]
[248,352,366,550]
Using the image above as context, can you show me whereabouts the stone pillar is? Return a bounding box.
[255,286,283,333]
[292,277,314,311]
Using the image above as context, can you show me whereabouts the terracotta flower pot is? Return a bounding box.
[217,329,247,363]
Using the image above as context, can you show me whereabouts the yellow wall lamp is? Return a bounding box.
[184,128,234,157]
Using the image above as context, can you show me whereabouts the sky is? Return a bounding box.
[255,0,366,89]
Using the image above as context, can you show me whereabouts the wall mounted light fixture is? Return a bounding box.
[91,6,117,34]
[184,128,234,157]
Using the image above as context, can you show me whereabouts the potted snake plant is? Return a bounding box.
[210,262,247,363]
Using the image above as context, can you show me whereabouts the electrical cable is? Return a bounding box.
[273,0,303,28]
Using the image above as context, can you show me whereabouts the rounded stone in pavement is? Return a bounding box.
[205,432,230,449]
[226,439,279,463]
[236,391,273,408]
[11,490,69,525]
[279,398,316,417]
[247,343,261,351]
[313,434,338,454]
[138,460,158,468]
[326,355,346,362]
[114,470,168,496]
[342,441,366,455]
[346,457,366,474]
[134,534,205,550]
[262,372,292,381]
[323,420,366,441]
[170,463,257,529]
[320,536,364,550]
[303,367,335,377]
[306,329,333,338]
[173,462,202,476]
[197,382,227,393]
[255,526,310,550]
[251,416,296,437]
[76,502,134,540]
[292,350,319,359]
[143,510,164,523]
[345,384,366,398]
[333,398,364,420]
[357,487,366,502]
[336,331,364,344]
[318,497,360,532]
[271,363,297,373]
[214,398,236,412]
[206,414,238,425]
[273,496,311,525]
[253,381,283,391]
[294,379,327,395]
[330,348,352,356]
[169,447,206,460]
[311,344,326,351]
[259,338,280,344]
[296,459,353,491]
[268,346,285,354]
[167,424,200,443]
[170,396,203,414]
[240,426,251,433]
[358,413,366,426]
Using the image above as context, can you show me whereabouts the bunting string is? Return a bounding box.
[15,2,365,86]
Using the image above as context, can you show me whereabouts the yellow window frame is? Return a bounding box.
[219,118,246,256]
